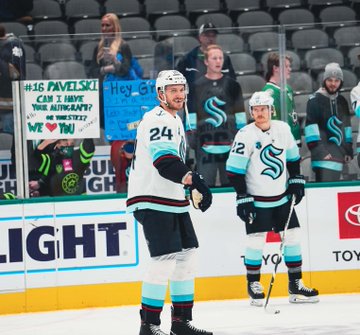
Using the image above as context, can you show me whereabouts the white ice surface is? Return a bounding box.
[0,294,359,335]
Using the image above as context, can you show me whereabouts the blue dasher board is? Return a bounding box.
[103,79,157,141]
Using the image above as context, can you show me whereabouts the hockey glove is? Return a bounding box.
[236,195,256,224]
[190,172,212,212]
[287,175,305,205]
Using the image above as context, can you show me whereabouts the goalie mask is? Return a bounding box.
[248,91,274,117]
[156,70,189,105]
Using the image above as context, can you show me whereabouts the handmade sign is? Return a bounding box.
[22,79,100,140]
[103,79,157,141]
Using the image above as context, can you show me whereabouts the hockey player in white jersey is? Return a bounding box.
[226,91,319,307]
[127,70,213,335]
[350,81,360,167]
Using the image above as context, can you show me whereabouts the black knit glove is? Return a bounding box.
[287,175,305,205]
[190,172,212,212]
[236,194,256,224]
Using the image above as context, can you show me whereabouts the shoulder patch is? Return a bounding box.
[308,94,316,100]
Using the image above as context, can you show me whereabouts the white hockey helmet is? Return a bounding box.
[248,91,274,116]
[156,70,188,95]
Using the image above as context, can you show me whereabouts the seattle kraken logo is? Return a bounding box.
[204,96,227,127]
[327,116,343,146]
[260,144,284,179]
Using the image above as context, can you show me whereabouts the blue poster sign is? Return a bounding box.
[103,79,157,141]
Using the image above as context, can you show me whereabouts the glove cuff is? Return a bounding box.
[236,195,254,205]
[288,175,305,185]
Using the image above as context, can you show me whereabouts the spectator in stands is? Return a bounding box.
[350,73,360,169]
[187,44,246,187]
[305,63,353,182]
[262,52,301,147]
[89,13,142,193]
[153,38,172,74]
[176,23,236,85]
[112,141,135,193]
[0,24,26,135]
[0,24,26,178]
[0,0,33,24]
[28,138,95,197]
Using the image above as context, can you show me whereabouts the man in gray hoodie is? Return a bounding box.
[304,63,353,182]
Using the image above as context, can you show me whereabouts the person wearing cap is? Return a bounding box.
[305,62,353,182]
[176,22,236,85]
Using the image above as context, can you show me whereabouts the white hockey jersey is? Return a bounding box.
[226,120,300,208]
[126,106,190,213]
[350,82,360,154]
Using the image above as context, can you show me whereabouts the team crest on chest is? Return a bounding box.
[260,144,284,179]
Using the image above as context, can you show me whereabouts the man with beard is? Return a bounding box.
[127,70,213,335]
[187,44,245,187]
[305,63,353,182]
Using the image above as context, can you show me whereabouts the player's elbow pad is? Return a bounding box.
[82,138,95,153]
[287,159,301,178]
[227,172,247,195]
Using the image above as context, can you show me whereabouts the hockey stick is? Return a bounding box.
[264,195,296,314]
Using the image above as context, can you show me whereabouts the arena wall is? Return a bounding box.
[0,177,359,314]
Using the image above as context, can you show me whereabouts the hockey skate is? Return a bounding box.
[139,322,169,335]
[248,281,265,307]
[289,279,319,303]
[170,316,213,335]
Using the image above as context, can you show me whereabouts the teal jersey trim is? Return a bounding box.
[312,160,343,171]
[254,195,289,208]
[305,124,320,143]
[150,141,178,162]
[235,112,247,129]
[127,202,189,214]
[202,145,231,154]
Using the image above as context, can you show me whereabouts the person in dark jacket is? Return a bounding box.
[305,63,353,182]
[29,138,95,197]
[0,24,26,134]
[0,0,33,23]
[187,44,245,187]
[176,23,236,85]
[0,24,26,178]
